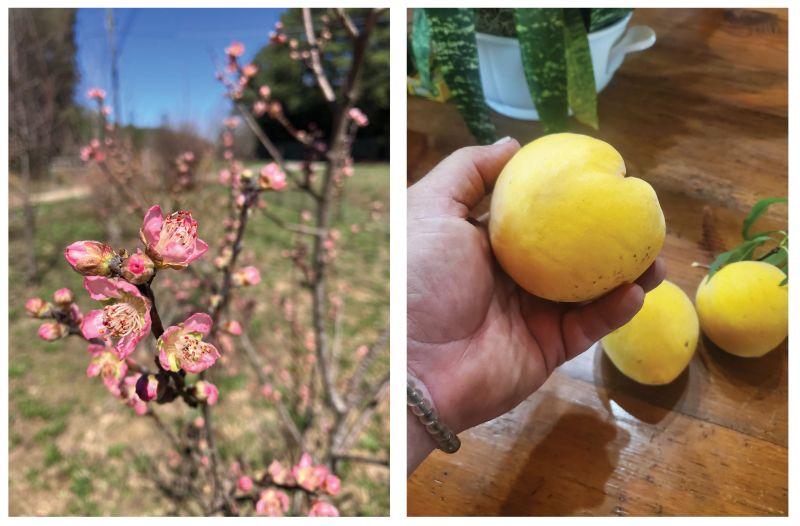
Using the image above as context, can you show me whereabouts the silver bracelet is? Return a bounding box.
[407,372,461,454]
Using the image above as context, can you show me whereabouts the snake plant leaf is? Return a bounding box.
[588,8,632,32]
[411,9,437,96]
[741,196,788,240]
[426,8,496,144]
[514,8,568,133]
[563,8,598,129]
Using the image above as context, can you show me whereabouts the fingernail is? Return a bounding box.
[492,136,513,145]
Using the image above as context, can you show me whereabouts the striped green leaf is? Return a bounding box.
[426,8,496,144]
[411,9,437,96]
[563,8,598,129]
[589,8,632,32]
[514,8,568,133]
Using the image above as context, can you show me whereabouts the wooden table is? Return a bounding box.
[407,8,787,516]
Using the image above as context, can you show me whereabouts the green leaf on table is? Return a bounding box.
[742,196,788,240]
[426,8,496,144]
[563,8,598,129]
[411,9,437,96]
[514,8,568,133]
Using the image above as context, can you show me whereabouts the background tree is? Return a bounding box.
[247,8,389,161]
[9,8,80,282]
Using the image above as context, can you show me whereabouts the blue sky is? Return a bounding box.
[75,8,285,138]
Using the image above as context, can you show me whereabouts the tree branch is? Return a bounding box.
[302,8,336,102]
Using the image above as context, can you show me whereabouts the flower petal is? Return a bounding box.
[183,313,213,335]
[141,205,163,246]
[83,276,119,301]
[81,309,105,339]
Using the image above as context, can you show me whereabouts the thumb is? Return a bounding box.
[411,137,520,216]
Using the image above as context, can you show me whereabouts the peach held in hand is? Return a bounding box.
[602,280,698,385]
[695,260,788,358]
[489,133,665,302]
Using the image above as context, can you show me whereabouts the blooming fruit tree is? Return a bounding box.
[27,8,387,516]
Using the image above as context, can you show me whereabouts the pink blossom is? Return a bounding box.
[87,343,128,396]
[261,383,274,399]
[80,146,93,162]
[70,303,84,324]
[268,459,292,485]
[120,249,155,284]
[255,488,290,517]
[356,344,369,358]
[87,87,106,101]
[323,474,341,496]
[140,205,208,269]
[25,297,50,318]
[237,475,253,492]
[218,169,232,185]
[223,320,242,335]
[158,313,220,374]
[225,41,245,58]
[259,85,271,99]
[224,149,234,160]
[102,106,112,116]
[242,63,258,77]
[308,500,340,517]
[253,100,268,117]
[348,107,369,127]
[232,266,261,287]
[80,276,152,360]
[38,322,69,341]
[135,373,159,402]
[292,452,329,492]
[194,380,219,405]
[64,240,116,276]
[193,416,205,428]
[301,210,312,222]
[52,288,73,307]
[259,162,287,191]
[224,116,239,129]
[275,21,284,30]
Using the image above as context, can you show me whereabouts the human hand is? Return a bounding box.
[407,138,665,472]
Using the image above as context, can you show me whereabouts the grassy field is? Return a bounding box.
[8,163,390,516]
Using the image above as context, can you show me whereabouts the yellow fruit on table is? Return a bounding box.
[602,280,698,385]
[695,260,788,357]
[489,133,665,302]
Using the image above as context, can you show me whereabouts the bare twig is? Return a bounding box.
[239,327,305,449]
[335,8,359,39]
[302,9,336,102]
[331,452,389,468]
[345,322,389,405]
[261,207,326,237]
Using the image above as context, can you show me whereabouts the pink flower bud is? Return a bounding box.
[232,266,261,287]
[120,249,155,284]
[259,85,271,99]
[259,163,287,191]
[224,116,239,129]
[242,63,258,78]
[253,100,267,117]
[194,380,219,405]
[225,41,245,58]
[194,416,205,428]
[348,107,369,127]
[323,474,341,496]
[64,240,116,276]
[87,88,106,101]
[219,169,232,185]
[38,322,69,341]
[308,500,340,517]
[223,320,242,335]
[135,374,159,402]
[237,475,253,492]
[25,297,51,318]
[52,288,73,309]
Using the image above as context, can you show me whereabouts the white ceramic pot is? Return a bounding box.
[475,13,656,120]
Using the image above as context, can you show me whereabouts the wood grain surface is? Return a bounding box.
[407,8,788,516]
